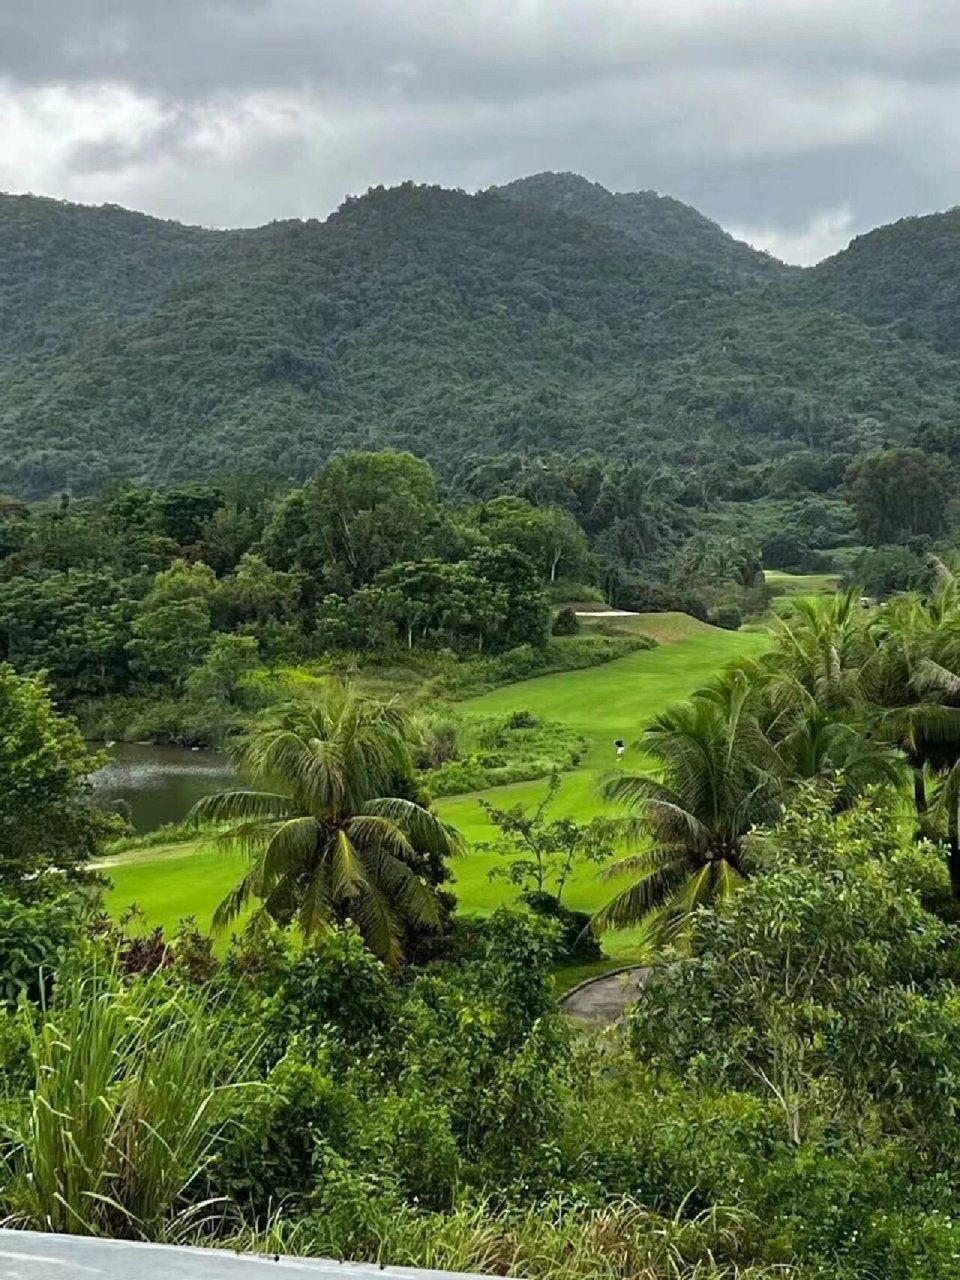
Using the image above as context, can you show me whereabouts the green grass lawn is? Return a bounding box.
[765,569,841,597]
[103,621,769,963]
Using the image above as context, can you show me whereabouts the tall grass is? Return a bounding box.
[2,964,256,1239]
[225,1198,796,1279]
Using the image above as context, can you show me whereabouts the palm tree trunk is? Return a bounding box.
[913,766,927,818]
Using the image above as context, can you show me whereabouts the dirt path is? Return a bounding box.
[559,966,650,1027]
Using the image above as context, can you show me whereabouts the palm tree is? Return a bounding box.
[769,589,873,713]
[771,698,905,810]
[593,663,906,944]
[865,583,960,822]
[593,672,783,945]
[190,686,463,963]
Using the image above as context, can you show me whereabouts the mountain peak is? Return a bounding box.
[490,171,789,279]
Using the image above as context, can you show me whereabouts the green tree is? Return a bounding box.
[474,496,590,583]
[0,571,134,702]
[0,665,113,898]
[631,793,952,1147]
[190,686,464,962]
[183,633,260,707]
[213,553,300,631]
[126,559,215,688]
[374,558,508,653]
[768,589,873,712]
[263,451,445,594]
[846,544,934,598]
[153,483,225,547]
[467,545,549,650]
[481,772,606,904]
[846,447,953,545]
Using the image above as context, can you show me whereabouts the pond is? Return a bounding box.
[89,743,237,833]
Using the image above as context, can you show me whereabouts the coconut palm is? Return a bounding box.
[190,686,463,963]
[771,698,905,810]
[593,672,784,945]
[593,661,907,944]
[768,589,873,713]
[865,584,960,821]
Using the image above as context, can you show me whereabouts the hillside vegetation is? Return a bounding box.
[3,175,960,495]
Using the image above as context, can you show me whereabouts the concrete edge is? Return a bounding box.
[558,963,649,1006]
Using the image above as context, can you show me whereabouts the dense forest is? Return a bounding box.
[3,173,960,499]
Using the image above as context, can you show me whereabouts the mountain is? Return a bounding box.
[492,171,790,280]
[0,193,224,359]
[811,208,960,353]
[1,179,959,497]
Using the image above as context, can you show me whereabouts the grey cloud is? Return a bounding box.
[2,1,960,261]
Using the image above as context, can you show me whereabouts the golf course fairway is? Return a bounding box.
[103,616,768,961]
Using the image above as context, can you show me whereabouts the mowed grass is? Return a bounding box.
[104,620,769,962]
[766,569,841,597]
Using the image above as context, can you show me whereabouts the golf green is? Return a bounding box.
[103,618,768,960]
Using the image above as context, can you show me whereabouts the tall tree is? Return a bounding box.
[845,447,952,545]
[263,451,446,594]
[473,496,590,583]
[126,559,216,688]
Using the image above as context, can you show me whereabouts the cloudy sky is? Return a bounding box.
[1,0,957,264]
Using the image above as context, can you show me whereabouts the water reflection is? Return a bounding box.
[89,743,236,833]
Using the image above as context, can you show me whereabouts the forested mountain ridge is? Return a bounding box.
[2,178,960,496]
[492,170,791,279]
[811,208,960,354]
[0,193,225,359]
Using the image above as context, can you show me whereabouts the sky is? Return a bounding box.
[1,0,958,265]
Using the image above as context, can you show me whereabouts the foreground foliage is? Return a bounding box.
[6,793,960,1276]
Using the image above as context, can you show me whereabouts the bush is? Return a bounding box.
[506,708,541,729]
[544,581,605,604]
[521,891,602,961]
[414,717,459,769]
[551,606,579,636]
[617,580,709,620]
[708,604,742,631]
[0,893,82,1008]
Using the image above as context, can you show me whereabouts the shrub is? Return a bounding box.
[414,717,459,768]
[0,893,82,1008]
[545,580,605,604]
[521,891,602,961]
[551,606,579,636]
[709,603,742,631]
[617,580,709,620]
[506,708,541,729]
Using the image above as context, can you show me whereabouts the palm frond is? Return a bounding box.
[261,816,321,883]
[591,864,688,932]
[598,843,689,881]
[188,790,291,827]
[363,797,465,857]
[330,827,369,900]
[211,866,263,931]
